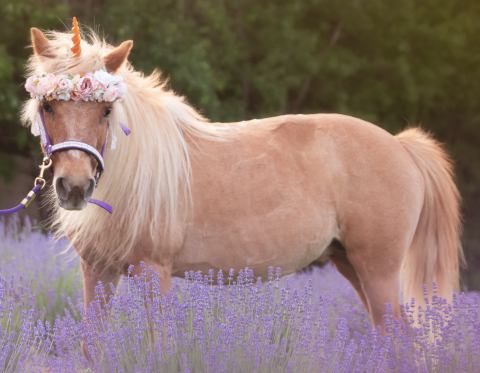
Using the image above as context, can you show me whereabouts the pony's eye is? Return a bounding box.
[103,107,112,117]
[42,102,53,114]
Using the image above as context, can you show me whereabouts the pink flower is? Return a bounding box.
[74,74,95,100]
[25,70,127,102]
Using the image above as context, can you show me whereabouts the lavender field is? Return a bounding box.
[0,218,479,373]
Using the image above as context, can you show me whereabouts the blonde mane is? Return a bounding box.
[21,30,235,270]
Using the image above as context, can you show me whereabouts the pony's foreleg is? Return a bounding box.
[153,262,172,295]
[138,261,172,351]
[80,258,121,359]
[128,261,172,294]
[80,258,121,312]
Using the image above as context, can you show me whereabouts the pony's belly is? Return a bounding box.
[174,243,330,278]
[174,214,337,278]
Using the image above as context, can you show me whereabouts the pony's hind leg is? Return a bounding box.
[341,230,410,331]
[352,256,402,329]
[329,240,368,310]
[337,164,422,330]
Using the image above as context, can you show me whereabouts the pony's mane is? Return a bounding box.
[21,29,241,271]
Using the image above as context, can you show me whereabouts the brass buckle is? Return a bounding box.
[34,156,52,190]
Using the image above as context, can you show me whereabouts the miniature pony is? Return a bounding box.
[22,24,463,330]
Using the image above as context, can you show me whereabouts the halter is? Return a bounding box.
[38,108,106,182]
[37,107,117,213]
[0,105,132,216]
[0,112,131,216]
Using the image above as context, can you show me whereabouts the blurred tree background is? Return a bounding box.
[0,0,479,287]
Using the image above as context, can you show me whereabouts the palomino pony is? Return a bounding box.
[22,25,463,330]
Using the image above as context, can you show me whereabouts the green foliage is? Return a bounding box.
[0,0,68,153]
[0,152,15,181]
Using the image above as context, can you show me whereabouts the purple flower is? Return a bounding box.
[1,218,480,371]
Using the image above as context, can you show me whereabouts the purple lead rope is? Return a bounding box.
[0,190,113,216]
[0,185,42,216]
[88,198,113,214]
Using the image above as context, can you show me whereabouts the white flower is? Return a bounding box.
[93,70,115,88]
[57,76,74,91]
[55,91,71,101]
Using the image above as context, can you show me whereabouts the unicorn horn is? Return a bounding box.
[71,16,81,57]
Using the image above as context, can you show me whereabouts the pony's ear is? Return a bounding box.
[104,40,133,73]
[30,28,54,58]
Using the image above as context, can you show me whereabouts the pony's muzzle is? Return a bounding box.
[55,176,95,210]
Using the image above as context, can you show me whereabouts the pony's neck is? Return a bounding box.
[97,74,200,242]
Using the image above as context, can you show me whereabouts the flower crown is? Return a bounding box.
[25,69,127,102]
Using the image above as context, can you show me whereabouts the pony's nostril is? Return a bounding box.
[55,177,93,210]
[55,177,71,200]
[84,178,95,198]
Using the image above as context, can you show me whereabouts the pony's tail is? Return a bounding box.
[396,128,464,305]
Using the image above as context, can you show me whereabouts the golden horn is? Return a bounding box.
[71,16,81,57]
